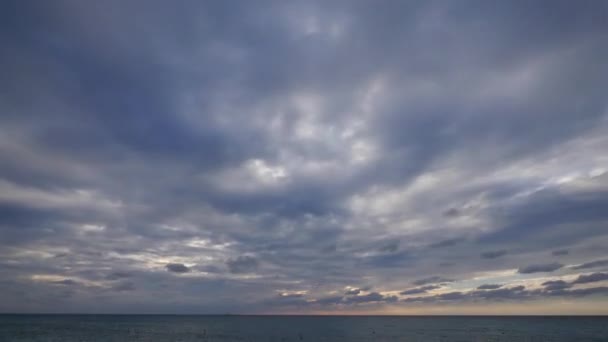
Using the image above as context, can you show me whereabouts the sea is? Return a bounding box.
[0,315,607,341]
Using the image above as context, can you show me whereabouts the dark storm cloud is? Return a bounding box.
[572,259,608,270]
[1,0,608,313]
[481,250,508,259]
[552,250,569,256]
[165,264,190,273]
[518,263,564,274]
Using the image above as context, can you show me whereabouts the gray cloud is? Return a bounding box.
[51,279,78,286]
[105,271,132,281]
[344,292,384,304]
[481,250,508,259]
[518,263,564,274]
[572,272,608,285]
[552,250,569,256]
[428,238,464,249]
[483,189,608,247]
[111,281,136,292]
[404,291,467,303]
[315,296,344,306]
[542,280,572,291]
[320,292,399,305]
[378,241,399,253]
[443,208,460,218]
[412,276,455,286]
[165,264,190,274]
[472,286,527,300]
[227,256,258,274]
[400,285,441,295]
[564,287,608,297]
[572,259,608,270]
[477,284,503,290]
[404,284,608,304]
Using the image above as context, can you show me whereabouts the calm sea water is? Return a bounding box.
[0,315,607,341]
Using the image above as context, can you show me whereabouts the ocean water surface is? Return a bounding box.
[0,315,607,341]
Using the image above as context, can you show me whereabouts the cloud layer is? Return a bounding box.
[1,0,608,314]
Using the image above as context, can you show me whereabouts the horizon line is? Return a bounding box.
[1,313,607,317]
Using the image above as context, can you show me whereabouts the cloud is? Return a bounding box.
[309,291,398,307]
[403,283,608,304]
[165,263,190,273]
[541,280,571,291]
[315,296,344,306]
[404,291,468,303]
[471,286,527,300]
[477,284,503,290]
[344,292,384,304]
[51,279,78,286]
[518,263,564,274]
[279,293,304,299]
[111,281,136,292]
[428,238,464,249]
[481,250,508,259]
[443,208,460,217]
[227,256,258,274]
[105,271,131,280]
[378,241,399,253]
[400,285,441,295]
[552,250,569,256]
[483,188,608,247]
[344,292,398,304]
[412,276,455,286]
[564,287,608,297]
[572,259,608,270]
[572,272,608,285]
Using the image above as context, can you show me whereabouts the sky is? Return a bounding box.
[1,0,608,315]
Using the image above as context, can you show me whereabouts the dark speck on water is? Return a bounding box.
[0,315,607,341]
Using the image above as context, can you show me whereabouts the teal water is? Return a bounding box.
[0,315,607,341]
